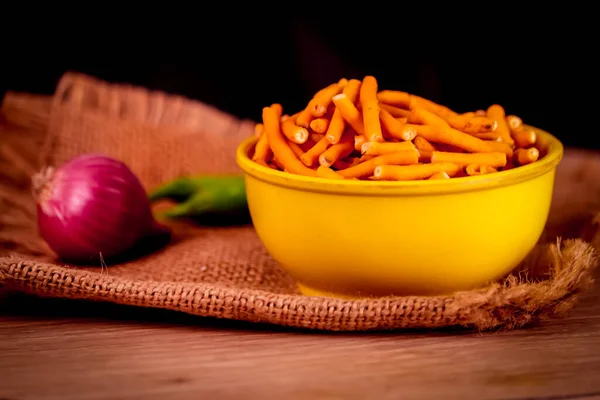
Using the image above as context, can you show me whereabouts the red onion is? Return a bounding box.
[32,153,164,264]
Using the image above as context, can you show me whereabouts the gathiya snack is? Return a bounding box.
[251,76,541,181]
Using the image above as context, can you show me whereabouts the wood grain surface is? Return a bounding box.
[1,105,600,399]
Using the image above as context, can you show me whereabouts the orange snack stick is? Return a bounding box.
[407,119,496,153]
[299,140,314,152]
[296,82,341,128]
[319,129,355,167]
[360,75,383,142]
[379,103,411,118]
[380,117,407,141]
[333,157,360,170]
[483,140,514,158]
[409,95,458,119]
[506,115,523,131]
[311,133,325,143]
[288,141,305,159]
[271,103,283,118]
[379,109,417,141]
[254,123,264,138]
[263,106,317,176]
[431,151,507,168]
[438,143,467,155]
[417,149,433,162]
[411,102,494,134]
[465,164,498,176]
[513,128,537,148]
[281,113,309,144]
[428,171,451,180]
[271,156,285,170]
[354,134,368,151]
[460,112,476,118]
[486,104,514,144]
[514,147,540,165]
[337,150,420,179]
[341,78,362,102]
[359,154,375,163]
[300,135,331,167]
[317,165,345,180]
[310,118,330,134]
[408,107,448,128]
[482,165,499,174]
[332,93,365,135]
[435,143,464,153]
[361,140,416,156]
[475,110,487,116]
[465,164,479,176]
[373,162,461,181]
[473,132,503,141]
[414,136,437,152]
[377,90,411,108]
[445,115,497,134]
[326,79,362,144]
[311,82,346,117]
[252,131,271,166]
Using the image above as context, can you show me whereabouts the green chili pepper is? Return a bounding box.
[148,175,249,224]
[148,175,242,202]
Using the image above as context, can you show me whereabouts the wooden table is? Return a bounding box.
[1,100,600,399]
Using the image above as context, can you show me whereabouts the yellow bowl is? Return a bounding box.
[236,127,563,298]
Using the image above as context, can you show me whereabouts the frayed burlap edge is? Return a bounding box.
[0,238,597,332]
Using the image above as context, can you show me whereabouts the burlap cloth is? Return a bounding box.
[1,72,599,331]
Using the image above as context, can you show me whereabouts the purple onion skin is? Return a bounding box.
[34,153,156,264]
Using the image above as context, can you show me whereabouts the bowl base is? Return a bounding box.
[297,283,360,299]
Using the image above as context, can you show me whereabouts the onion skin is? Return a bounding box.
[33,153,160,264]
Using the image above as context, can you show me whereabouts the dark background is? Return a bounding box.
[1,12,598,149]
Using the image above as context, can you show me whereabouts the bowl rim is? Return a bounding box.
[235,125,564,196]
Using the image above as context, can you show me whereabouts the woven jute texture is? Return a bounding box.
[1,72,599,332]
